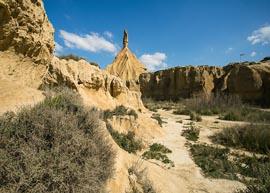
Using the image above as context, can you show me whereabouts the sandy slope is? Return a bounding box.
[145,110,245,193]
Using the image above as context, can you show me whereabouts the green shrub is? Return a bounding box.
[182,93,243,116]
[142,143,174,166]
[182,126,200,141]
[236,157,270,193]
[106,123,142,153]
[211,124,270,154]
[128,161,157,193]
[0,89,114,193]
[142,98,180,112]
[151,113,164,127]
[189,144,237,180]
[104,105,138,120]
[173,109,191,115]
[149,143,172,154]
[189,112,202,122]
[189,144,270,191]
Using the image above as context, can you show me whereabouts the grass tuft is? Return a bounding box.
[106,123,142,153]
[104,105,138,120]
[211,124,270,154]
[142,143,174,167]
[182,125,200,141]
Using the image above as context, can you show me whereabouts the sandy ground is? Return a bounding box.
[144,109,245,193]
[0,79,44,115]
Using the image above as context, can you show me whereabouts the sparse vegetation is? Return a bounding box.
[104,105,138,120]
[0,89,114,193]
[106,123,142,153]
[211,124,270,154]
[182,125,200,141]
[189,144,270,192]
[175,93,243,116]
[127,161,157,193]
[151,113,164,127]
[142,143,174,167]
[220,107,270,123]
[142,98,180,112]
[189,144,238,180]
[58,54,99,67]
[189,111,202,122]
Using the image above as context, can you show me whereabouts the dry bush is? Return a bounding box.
[142,98,180,112]
[127,160,157,193]
[211,124,270,154]
[0,89,114,193]
[104,105,138,120]
[181,93,243,115]
[58,54,99,68]
[106,123,142,153]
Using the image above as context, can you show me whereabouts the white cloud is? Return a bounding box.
[250,51,257,57]
[59,30,117,54]
[247,25,270,45]
[104,31,113,39]
[225,47,233,54]
[55,42,63,56]
[139,52,167,72]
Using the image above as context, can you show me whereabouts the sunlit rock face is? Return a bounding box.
[139,61,270,105]
[0,0,54,64]
[139,66,224,100]
[106,30,147,82]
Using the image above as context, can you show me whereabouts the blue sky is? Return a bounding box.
[44,0,270,70]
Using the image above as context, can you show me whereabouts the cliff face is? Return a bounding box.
[225,62,270,105]
[42,57,145,110]
[0,0,144,112]
[139,61,270,105]
[0,0,54,64]
[140,66,224,100]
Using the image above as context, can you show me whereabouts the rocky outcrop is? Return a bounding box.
[140,61,270,105]
[0,0,54,64]
[106,31,147,82]
[42,57,145,110]
[224,62,270,105]
[140,66,224,100]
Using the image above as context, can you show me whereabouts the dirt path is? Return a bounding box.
[146,109,245,193]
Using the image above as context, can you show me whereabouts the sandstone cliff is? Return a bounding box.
[0,0,145,113]
[224,61,270,105]
[42,57,145,110]
[140,66,224,100]
[0,0,54,64]
[139,61,270,105]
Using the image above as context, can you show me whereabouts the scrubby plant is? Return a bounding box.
[127,161,157,193]
[58,54,99,67]
[189,144,237,180]
[142,98,180,112]
[142,143,174,166]
[151,113,164,127]
[220,107,270,123]
[211,124,270,154]
[182,125,200,141]
[177,93,243,116]
[106,123,142,153]
[104,105,138,120]
[189,112,202,122]
[0,89,114,193]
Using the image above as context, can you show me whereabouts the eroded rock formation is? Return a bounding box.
[140,66,224,100]
[140,61,270,105]
[106,30,147,82]
[0,0,54,64]
[42,57,145,110]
